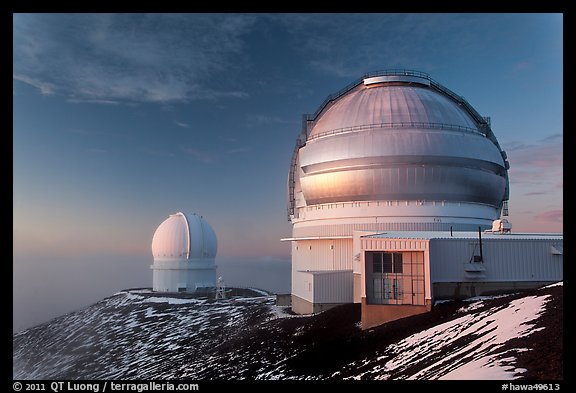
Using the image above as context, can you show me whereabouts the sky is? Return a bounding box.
[13,13,563,330]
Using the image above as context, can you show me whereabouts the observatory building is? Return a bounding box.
[355,229,562,329]
[283,70,513,314]
[151,212,217,293]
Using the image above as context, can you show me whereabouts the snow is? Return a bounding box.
[267,305,309,320]
[440,354,522,380]
[141,296,205,305]
[247,287,270,296]
[543,281,563,288]
[415,295,550,379]
[457,301,486,313]
[462,293,515,302]
[14,287,558,380]
[344,294,551,380]
[433,299,453,306]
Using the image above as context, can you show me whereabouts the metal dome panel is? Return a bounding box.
[151,212,217,260]
[308,85,479,139]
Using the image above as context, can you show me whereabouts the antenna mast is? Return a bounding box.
[215,276,226,299]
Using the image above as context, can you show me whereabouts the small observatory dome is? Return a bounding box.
[152,212,217,260]
[150,212,217,293]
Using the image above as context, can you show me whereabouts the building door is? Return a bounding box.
[366,251,425,305]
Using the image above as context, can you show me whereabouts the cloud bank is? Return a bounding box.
[13,13,256,103]
[504,134,563,191]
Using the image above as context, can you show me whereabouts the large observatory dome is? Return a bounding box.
[288,70,510,215]
[152,212,217,260]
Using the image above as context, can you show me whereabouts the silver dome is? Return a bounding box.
[288,70,510,218]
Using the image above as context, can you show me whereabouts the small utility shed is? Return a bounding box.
[356,230,563,329]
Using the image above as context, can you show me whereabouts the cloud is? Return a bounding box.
[180,144,250,163]
[539,133,562,143]
[141,148,175,158]
[13,14,256,103]
[227,147,250,154]
[505,137,562,169]
[13,73,56,95]
[219,136,238,143]
[534,209,563,223]
[65,128,130,139]
[181,147,217,164]
[504,134,563,190]
[86,148,108,154]
[273,13,495,78]
[513,61,532,73]
[66,98,124,105]
[246,114,294,127]
[257,256,290,263]
[174,120,190,128]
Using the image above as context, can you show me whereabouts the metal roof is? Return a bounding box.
[151,212,218,259]
[280,235,352,242]
[307,84,479,139]
[363,231,563,241]
[297,269,353,275]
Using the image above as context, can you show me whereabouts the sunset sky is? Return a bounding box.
[14,13,562,261]
[12,13,563,331]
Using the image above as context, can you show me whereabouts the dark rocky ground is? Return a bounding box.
[13,285,562,380]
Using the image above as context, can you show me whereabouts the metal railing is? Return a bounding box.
[307,121,483,142]
[303,70,434,133]
[301,69,491,135]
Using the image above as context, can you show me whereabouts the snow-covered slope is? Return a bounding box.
[13,284,562,380]
[337,294,550,380]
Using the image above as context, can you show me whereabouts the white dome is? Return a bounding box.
[151,212,217,260]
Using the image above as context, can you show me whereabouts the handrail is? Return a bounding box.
[307,121,482,142]
[287,132,307,220]
[303,69,429,128]
[301,69,492,136]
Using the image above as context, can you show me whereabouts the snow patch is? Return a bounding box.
[542,281,563,289]
[248,288,271,296]
[142,296,205,305]
[346,294,551,380]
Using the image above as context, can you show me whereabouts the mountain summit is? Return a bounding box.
[13,284,562,380]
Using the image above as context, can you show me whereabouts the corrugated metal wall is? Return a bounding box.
[293,221,481,238]
[291,239,354,303]
[152,264,216,292]
[292,239,353,271]
[429,238,563,282]
[362,238,429,252]
[313,271,353,303]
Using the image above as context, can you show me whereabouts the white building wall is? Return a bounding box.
[429,238,563,282]
[290,201,501,309]
[291,239,354,304]
[313,271,353,303]
[151,259,216,292]
[292,271,313,303]
[292,239,353,271]
[292,201,498,237]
